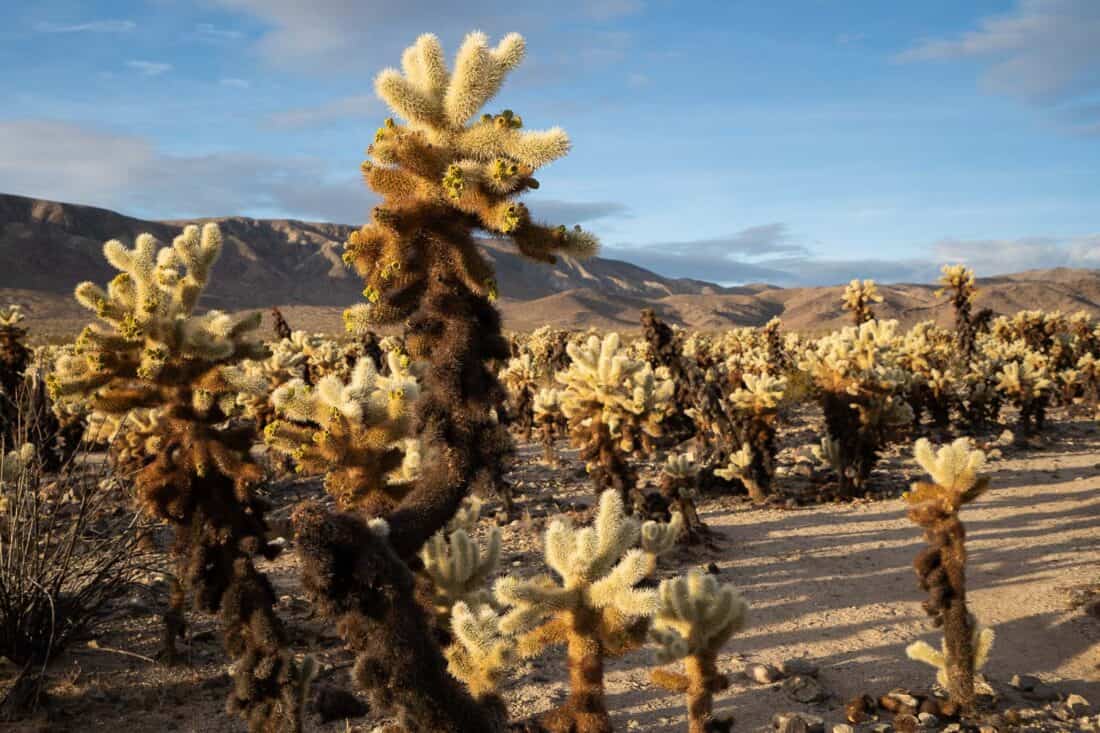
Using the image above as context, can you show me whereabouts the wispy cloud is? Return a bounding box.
[220,78,251,88]
[193,23,244,41]
[34,20,136,33]
[127,60,173,77]
[897,0,1100,129]
[265,94,377,129]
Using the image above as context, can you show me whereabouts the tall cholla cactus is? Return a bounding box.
[842,279,884,325]
[719,373,786,503]
[266,351,421,514]
[904,438,994,710]
[649,571,748,733]
[558,332,675,507]
[340,30,597,560]
[48,224,309,732]
[936,264,978,358]
[494,490,681,732]
[533,386,563,465]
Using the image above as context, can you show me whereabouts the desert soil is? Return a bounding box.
[6,412,1100,733]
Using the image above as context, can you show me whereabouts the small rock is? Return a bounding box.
[1052,703,1076,722]
[773,713,824,733]
[872,724,894,733]
[846,694,878,724]
[942,724,961,733]
[918,712,940,728]
[1066,694,1091,716]
[784,674,827,704]
[881,690,921,715]
[894,714,920,733]
[1011,674,1041,692]
[977,725,997,733]
[747,663,783,685]
[1003,708,1024,726]
[833,725,855,733]
[781,659,820,677]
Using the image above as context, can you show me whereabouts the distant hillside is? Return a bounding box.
[1,193,1098,338]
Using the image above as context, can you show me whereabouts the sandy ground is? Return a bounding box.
[5,413,1099,733]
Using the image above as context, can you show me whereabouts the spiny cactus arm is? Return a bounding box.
[589,548,658,617]
[641,513,684,555]
[445,601,517,700]
[420,526,502,616]
[0,305,25,327]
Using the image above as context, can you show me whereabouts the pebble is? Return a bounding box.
[1066,694,1091,716]
[871,724,894,733]
[846,694,878,724]
[747,663,783,684]
[1011,674,1040,692]
[918,712,940,728]
[833,726,855,733]
[773,712,824,733]
[784,674,827,703]
[894,714,920,733]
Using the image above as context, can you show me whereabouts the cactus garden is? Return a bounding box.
[1,17,1099,733]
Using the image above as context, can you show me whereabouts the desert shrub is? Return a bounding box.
[558,332,674,507]
[48,224,310,731]
[904,438,995,710]
[842,279,883,325]
[0,442,152,718]
[799,320,913,496]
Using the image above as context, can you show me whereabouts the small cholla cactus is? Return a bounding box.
[558,332,675,508]
[799,320,913,497]
[904,438,993,709]
[842,279,883,325]
[0,305,30,443]
[659,452,710,543]
[420,497,502,626]
[266,351,421,514]
[494,490,681,732]
[48,224,308,731]
[725,373,787,503]
[533,387,563,465]
[936,264,978,358]
[649,570,748,733]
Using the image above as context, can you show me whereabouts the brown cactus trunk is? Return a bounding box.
[940,522,976,709]
[539,607,612,733]
[685,656,715,733]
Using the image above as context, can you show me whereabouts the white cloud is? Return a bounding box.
[0,120,365,224]
[127,60,173,77]
[932,234,1100,273]
[34,20,136,33]
[897,0,1100,115]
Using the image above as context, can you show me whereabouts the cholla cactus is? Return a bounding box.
[640,308,698,442]
[908,626,994,692]
[47,225,307,732]
[494,490,681,732]
[903,438,993,709]
[842,279,883,325]
[85,407,164,475]
[649,571,748,733]
[799,320,913,496]
[266,351,420,514]
[445,601,518,701]
[533,387,563,465]
[499,352,544,441]
[558,332,674,507]
[994,348,1053,437]
[659,452,710,543]
[420,498,502,625]
[724,373,786,502]
[0,305,30,442]
[339,30,597,562]
[898,321,957,430]
[936,264,979,358]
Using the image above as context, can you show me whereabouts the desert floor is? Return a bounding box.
[7,412,1100,733]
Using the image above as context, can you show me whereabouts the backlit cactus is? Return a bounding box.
[842,279,884,325]
[904,438,994,709]
[649,570,748,733]
[48,224,308,732]
[936,264,979,358]
[558,332,675,507]
[494,489,681,732]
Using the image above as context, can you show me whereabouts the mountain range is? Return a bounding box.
[2,193,1097,339]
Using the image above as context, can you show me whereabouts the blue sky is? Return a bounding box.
[1,0,1098,285]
